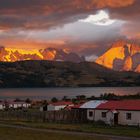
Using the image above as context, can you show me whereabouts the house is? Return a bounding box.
[80,100,107,121]
[0,102,5,110]
[47,101,74,111]
[85,100,140,126]
[9,101,31,109]
[95,100,140,126]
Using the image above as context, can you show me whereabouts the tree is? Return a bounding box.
[51,97,58,103]
[42,100,48,105]
[76,95,86,100]
[62,96,71,101]
[62,96,67,101]
[25,98,31,103]
[14,98,21,102]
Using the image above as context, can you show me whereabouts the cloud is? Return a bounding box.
[121,22,140,40]
[0,0,139,58]
[85,55,98,61]
[0,0,136,30]
[79,10,116,26]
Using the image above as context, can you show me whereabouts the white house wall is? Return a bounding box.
[54,105,66,110]
[48,104,67,111]
[106,111,114,125]
[87,109,112,123]
[94,109,113,124]
[87,109,95,121]
[47,105,55,111]
[23,103,30,108]
[14,104,18,108]
[87,109,140,126]
[118,110,140,126]
[9,103,31,109]
[0,105,5,110]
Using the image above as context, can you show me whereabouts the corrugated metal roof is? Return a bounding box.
[80,100,107,109]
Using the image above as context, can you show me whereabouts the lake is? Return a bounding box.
[0,87,140,100]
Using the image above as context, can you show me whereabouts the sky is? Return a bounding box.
[0,0,139,60]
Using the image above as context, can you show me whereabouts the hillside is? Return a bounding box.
[0,60,139,88]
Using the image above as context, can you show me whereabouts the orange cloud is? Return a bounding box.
[93,0,135,8]
[0,39,66,50]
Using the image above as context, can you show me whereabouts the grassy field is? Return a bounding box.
[0,126,108,140]
[0,120,140,138]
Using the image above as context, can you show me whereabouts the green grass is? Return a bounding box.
[0,126,108,140]
[0,120,140,138]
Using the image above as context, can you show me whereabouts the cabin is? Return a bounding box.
[84,100,140,126]
[47,101,74,111]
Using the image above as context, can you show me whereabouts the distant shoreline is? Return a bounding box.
[0,85,140,88]
[0,87,140,100]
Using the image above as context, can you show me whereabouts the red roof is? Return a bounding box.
[50,101,73,106]
[64,103,84,110]
[97,100,140,111]
[71,103,84,109]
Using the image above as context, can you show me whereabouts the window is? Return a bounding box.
[102,112,106,118]
[126,113,131,120]
[89,111,93,117]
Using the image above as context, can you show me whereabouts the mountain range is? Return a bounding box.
[0,46,84,63]
[0,41,140,87]
[0,40,140,74]
[96,41,140,73]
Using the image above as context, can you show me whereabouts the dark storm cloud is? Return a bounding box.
[0,0,135,30]
[110,0,140,20]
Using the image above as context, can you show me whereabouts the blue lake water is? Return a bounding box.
[0,87,140,100]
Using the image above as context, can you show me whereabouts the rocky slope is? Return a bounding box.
[96,41,140,72]
[0,46,84,63]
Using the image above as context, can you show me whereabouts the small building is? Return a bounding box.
[85,100,140,126]
[47,101,74,111]
[0,102,5,110]
[9,101,31,109]
[80,100,107,121]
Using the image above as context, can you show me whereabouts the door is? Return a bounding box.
[114,113,118,125]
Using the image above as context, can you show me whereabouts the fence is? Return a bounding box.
[0,110,87,123]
